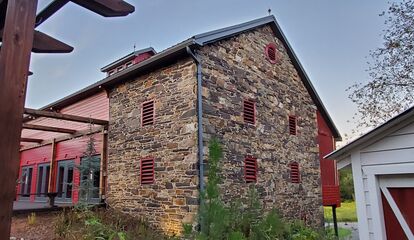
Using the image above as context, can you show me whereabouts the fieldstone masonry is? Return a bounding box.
[107,58,199,235]
[107,24,323,235]
[199,25,323,227]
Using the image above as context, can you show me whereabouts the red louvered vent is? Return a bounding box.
[141,100,154,126]
[265,43,279,64]
[243,99,256,125]
[244,156,257,183]
[290,162,300,183]
[140,157,154,185]
[289,115,297,135]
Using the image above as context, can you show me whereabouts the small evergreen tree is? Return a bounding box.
[77,125,100,204]
[190,138,286,240]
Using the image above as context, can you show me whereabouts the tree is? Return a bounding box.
[339,168,354,201]
[348,0,414,131]
[77,127,100,204]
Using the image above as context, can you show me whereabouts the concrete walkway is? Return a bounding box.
[339,222,359,240]
[13,201,73,211]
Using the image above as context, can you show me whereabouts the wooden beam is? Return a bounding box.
[0,0,38,238]
[35,0,69,27]
[100,129,108,199]
[20,126,104,151]
[71,0,134,17]
[24,108,108,125]
[0,0,6,31]
[22,123,76,134]
[32,31,73,53]
[20,137,43,143]
[48,139,57,193]
[1,30,73,53]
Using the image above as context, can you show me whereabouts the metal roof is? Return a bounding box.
[100,47,156,72]
[325,105,414,160]
[34,15,341,140]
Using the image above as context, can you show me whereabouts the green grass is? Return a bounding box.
[324,201,357,222]
[338,228,352,238]
[325,227,352,239]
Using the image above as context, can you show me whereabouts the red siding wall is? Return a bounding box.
[132,52,153,65]
[21,91,109,148]
[317,111,341,207]
[18,91,108,203]
[19,145,52,201]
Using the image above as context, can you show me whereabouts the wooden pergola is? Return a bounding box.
[22,107,109,143]
[0,0,134,238]
[21,107,110,211]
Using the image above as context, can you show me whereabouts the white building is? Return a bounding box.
[326,107,414,240]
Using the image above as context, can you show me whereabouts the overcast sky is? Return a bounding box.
[28,0,391,139]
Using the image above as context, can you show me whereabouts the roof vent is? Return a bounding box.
[265,43,279,64]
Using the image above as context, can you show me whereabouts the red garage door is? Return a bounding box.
[380,176,414,240]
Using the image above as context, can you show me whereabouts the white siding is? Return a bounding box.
[360,122,414,167]
[361,148,414,166]
[354,122,414,239]
[336,120,414,239]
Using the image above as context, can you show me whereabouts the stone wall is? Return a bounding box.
[199,25,324,227]
[107,58,199,235]
[107,24,325,234]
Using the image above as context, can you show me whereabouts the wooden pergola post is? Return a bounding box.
[0,0,38,237]
[99,129,108,199]
[48,139,57,194]
[0,1,134,238]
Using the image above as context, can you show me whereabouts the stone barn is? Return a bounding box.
[17,15,341,235]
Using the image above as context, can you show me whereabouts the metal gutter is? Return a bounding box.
[185,46,205,195]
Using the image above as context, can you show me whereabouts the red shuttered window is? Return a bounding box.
[290,162,300,183]
[140,157,154,185]
[265,43,279,64]
[243,99,256,125]
[141,100,154,126]
[244,156,257,183]
[289,115,297,135]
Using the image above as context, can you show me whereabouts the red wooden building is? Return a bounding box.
[18,91,108,203]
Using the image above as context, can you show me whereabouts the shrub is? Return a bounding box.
[54,207,171,240]
[189,138,287,240]
[339,167,354,201]
[185,137,337,240]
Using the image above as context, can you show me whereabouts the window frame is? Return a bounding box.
[141,100,155,127]
[290,162,301,183]
[265,43,279,64]
[244,156,258,183]
[140,157,155,185]
[288,115,297,135]
[243,99,256,125]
